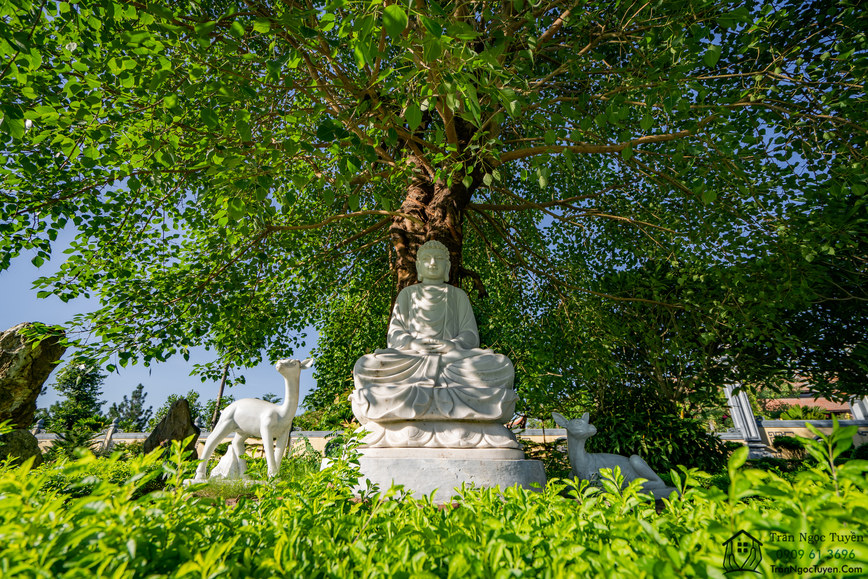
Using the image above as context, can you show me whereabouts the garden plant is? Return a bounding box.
[2,421,867,577]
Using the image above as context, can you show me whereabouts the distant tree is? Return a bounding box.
[46,364,106,433]
[107,384,154,432]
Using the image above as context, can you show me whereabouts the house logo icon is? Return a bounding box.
[723,530,763,573]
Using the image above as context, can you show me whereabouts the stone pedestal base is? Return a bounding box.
[330,447,546,503]
[359,420,521,449]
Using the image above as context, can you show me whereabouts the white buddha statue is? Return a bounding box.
[351,240,519,448]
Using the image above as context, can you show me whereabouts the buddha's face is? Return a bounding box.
[416,250,449,283]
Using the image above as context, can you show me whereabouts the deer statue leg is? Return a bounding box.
[231,432,246,459]
[274,429,291,473]
[195,420,236,479]
[260,425,278,477]
[628,455,666,488]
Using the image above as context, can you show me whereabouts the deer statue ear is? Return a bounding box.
[552,412,567,427]
[300,358,313,369]
[581,412,590,422]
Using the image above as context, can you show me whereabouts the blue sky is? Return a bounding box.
[0,236,319,420]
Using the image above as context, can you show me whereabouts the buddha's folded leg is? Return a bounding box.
[440,351,514,390]
[352,350,430,389]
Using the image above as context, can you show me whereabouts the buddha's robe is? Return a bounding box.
[352,284,516,424]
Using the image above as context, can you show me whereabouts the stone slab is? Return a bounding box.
[329,454,546,503]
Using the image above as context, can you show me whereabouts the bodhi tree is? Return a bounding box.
[2,1,866,417]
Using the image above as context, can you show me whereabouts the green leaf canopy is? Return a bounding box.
[1,1,865,407]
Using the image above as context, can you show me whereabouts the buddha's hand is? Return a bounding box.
[410,338,456,353]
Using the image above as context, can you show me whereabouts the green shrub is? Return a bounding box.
[520,438,572,479]
[110,440,145,460]
[779,405,830,420]
[43,428,103,462]
[746,456,805,481]
[214,441,231,458]
[851,443,868,461]
[578,386,733,474]
[585,411,731,474]
[0,425,866,577]
[762,402,791,419]
[241,435,322,481]
[36,451,166,499]
[322,423,363,459]
[772,434,807,459]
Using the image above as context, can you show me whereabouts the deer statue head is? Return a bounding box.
[275,358,313,377]
[552,411,597,441]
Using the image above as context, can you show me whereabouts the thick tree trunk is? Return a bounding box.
[389,154,433,290]
[389,157,478,292]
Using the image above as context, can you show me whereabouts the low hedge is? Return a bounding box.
[0,424,865,577]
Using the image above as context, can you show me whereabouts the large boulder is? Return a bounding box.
[0,429,44,467]
[0,323,66,429]
[144,399,201,460]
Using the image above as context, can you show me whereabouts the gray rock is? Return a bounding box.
[0,323,67,429]
[144,399,200,459]
[0,428,44,467]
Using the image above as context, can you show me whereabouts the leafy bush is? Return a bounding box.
[520,438,572,479]
[1,424,865,577]
[761,402,791,419]
[241,435,322,481]
[322,424,363,459]
[36,451,166,500]
[110,440,145,460]
[293,403,356,431]
[780,404,830,420]
[850,443,868,461]
[772,434,807,459]
[43,428,103,462]
[584,401,732,474]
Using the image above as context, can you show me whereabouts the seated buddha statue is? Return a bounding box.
[351,240,518,448]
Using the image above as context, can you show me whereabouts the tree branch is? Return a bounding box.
[498,116,717,164]
[266,210,424,232]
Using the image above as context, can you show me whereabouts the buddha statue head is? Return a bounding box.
[416,240,450,284]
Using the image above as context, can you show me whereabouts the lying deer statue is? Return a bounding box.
[194,358,312,480]
[553,412,678,499]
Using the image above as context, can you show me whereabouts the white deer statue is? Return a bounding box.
[552,412,678,499]
[194,358,313,481]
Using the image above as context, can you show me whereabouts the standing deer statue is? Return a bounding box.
[553,412,678,499]
[194,358,312,480]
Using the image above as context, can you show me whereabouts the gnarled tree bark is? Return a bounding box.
[389,121,483,292]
